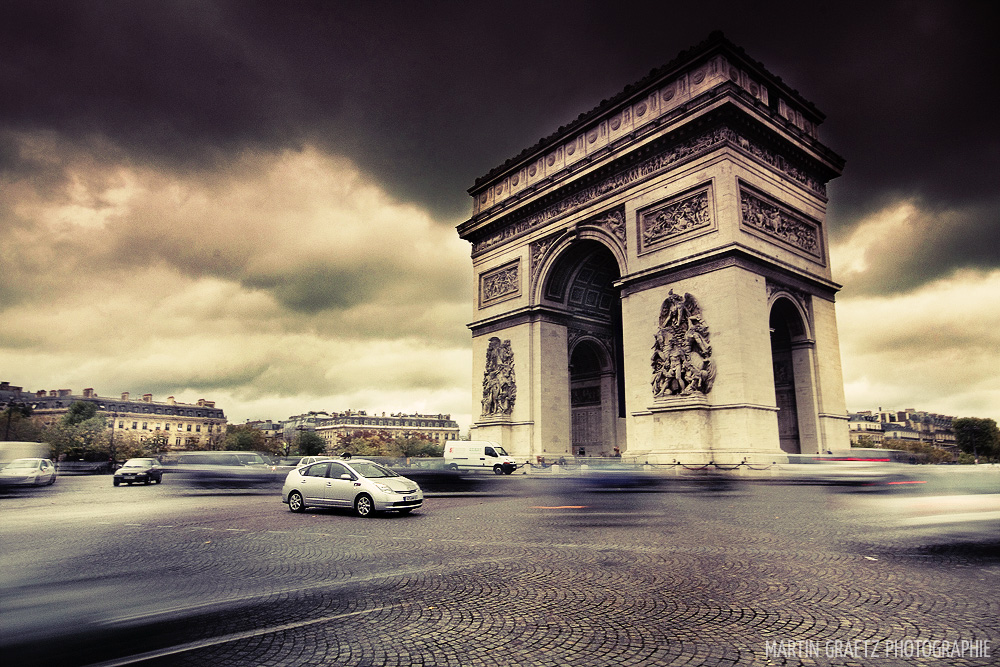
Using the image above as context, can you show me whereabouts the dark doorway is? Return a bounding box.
[770,299,805,454]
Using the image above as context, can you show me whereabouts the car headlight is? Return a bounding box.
[374,483,393,494]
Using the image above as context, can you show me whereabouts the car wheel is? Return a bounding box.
[288,491,305,513]
[493,465,504,475]
[448,463,458,471]
[145,478,151,485]
[113,479,120,486]
[354,493,375,517]
[48,475,56,485]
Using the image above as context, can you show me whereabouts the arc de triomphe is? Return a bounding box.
[457,33,850,464]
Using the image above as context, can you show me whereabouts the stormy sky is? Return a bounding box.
[2,1,998,430]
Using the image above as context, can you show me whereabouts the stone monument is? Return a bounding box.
[457,32,849,464]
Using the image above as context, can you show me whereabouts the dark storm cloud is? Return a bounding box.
[839,199,1000,296]
[2,1,997,283]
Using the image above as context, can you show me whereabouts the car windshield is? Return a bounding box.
[494,446,509,456]
[5,460,38,469]
[235,454,266,465]
[123,459,152,467]
[349,462,397,479]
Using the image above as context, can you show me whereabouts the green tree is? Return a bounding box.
[393,435,444,458]
[46,415,110,463]
[336,430,388,456]
[222,424,266,452]
[852,435,877,448]
[64,401,99,425]
[953,417,1000,462]
[296,430,327,456]
[880,438,955,464]
[2,401,41,441]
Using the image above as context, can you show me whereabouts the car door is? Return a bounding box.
[483,446,498,469]
[298,462,333,505]
[324,462,357,508]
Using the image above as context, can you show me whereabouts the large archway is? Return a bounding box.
[461,36,851,462]
[543,241,624,457]
[770,298,808,454]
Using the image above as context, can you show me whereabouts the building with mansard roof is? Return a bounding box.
[311,410,461,450]
[2,381,227,450]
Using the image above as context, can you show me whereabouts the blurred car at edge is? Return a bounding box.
[0,458,57,487]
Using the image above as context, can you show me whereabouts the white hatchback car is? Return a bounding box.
[0,458,57,486]
[281,458,423,517]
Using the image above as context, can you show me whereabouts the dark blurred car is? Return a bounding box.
[113,458,164,486]
[167,451,278,489]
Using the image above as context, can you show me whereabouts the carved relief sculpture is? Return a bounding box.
[739,187,820,258]
[651,290,717,397]
[480,262,519,305]
[482,337,516,416]
[640,188,711,250]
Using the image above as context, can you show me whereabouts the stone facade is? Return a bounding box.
[8,384,228,450]
[457,33,850,464]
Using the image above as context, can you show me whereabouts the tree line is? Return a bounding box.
[853,416,1000,463]
[0,401,446,463]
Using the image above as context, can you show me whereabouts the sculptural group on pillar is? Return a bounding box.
[651,290,717,397]
[482,337,516,416]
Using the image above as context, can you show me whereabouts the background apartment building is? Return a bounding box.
[2,382,227,450]
[848,408,956,451]
[306,410,461,449]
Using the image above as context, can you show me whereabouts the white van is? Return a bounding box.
[444,441,517,475]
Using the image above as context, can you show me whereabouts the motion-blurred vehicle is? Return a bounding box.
[444,441,517,474]
[775,449,918,488]
[268,455,331,474]
[846,465,1000,541]
[282,458,423,516]
[0,458,56,486]
[168,451,277,489]
[113,458,164,486]
[530,463,666,525]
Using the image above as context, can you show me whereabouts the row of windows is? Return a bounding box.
[328,419,456,428]
[32,401,223,419]
[318,429,459,442]
[117,421,221,433]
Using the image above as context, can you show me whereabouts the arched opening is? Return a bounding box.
[543,241,624,457]
[770,298,806,454]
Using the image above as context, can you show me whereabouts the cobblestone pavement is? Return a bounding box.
[2,476,998,666]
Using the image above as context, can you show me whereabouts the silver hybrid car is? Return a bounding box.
[281,458,423,517]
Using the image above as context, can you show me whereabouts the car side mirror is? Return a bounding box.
[340,473,353,481]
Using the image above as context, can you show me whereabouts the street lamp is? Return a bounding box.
[100,405,120,473]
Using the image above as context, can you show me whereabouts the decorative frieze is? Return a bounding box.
[480,260,520,307]
[471,125,825,256]
[639,185,713,252]
[739,184,821,259]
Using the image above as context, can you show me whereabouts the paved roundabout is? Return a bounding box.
[2,477,997,666]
